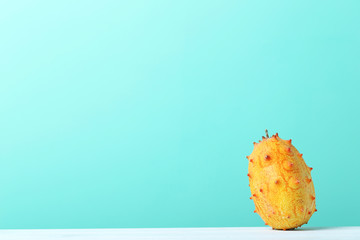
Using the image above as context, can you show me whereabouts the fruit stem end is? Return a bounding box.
[265,129,269,138]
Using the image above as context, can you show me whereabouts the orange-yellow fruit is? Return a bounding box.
[247,131,316,230]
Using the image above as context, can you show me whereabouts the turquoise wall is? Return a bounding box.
[1,0,359,229]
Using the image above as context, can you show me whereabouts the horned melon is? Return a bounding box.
[247,130,316,230]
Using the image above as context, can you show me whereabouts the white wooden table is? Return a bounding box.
[0,227,358,240]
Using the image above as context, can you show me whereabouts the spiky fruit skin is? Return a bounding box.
[248,134,316,230]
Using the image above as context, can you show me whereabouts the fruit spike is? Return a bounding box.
[247,130,316,230]
[298,153,303,157]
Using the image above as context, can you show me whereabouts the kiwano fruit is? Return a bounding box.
[247,130,316,230]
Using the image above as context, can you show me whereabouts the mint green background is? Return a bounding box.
[0,0,359,229]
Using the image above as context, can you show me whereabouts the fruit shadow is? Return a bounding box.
[284,227,341,231]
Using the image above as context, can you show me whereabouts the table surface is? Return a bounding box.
[0,227,358,240]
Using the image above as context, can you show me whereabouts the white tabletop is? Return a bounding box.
[0,227,358,240]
